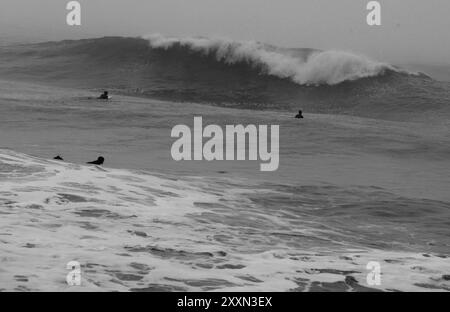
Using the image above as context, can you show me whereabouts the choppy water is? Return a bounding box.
[0,36,449,291]
[0,150,449,292]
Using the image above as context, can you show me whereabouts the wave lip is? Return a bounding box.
[144,34,396,85]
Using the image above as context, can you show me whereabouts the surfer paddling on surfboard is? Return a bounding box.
[98,91,110,100]
[87,156,105,165]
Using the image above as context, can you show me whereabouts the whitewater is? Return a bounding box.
[145,34,397,85]
[0,35,449,291]
[1,35,448,121]
[1,148,449,292]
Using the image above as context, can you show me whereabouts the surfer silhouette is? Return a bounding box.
[87,156,104,165]
[295,110,304,119]
[98,91,109,100]
[53,155,64,160]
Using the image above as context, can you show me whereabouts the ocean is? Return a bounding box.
[0,35,449,291]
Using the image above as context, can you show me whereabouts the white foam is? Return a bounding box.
[144,34,396,85]
[0,149,448,292]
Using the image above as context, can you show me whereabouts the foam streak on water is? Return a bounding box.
[0,150,449,292]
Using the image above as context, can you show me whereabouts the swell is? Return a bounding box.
[0,35,448,120]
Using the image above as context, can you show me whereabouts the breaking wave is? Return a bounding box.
[0,35,448,119]
[145,34,397,85]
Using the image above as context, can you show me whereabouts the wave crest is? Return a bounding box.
[144,34,395,85]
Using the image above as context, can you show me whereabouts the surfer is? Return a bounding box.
[87,156,105,165]
[295,110,304,119]
[98,91,110,100]
[53,155,64,161]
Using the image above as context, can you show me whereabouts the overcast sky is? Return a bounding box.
[0,0,449,64]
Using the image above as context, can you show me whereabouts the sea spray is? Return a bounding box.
[145,34,395,85]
